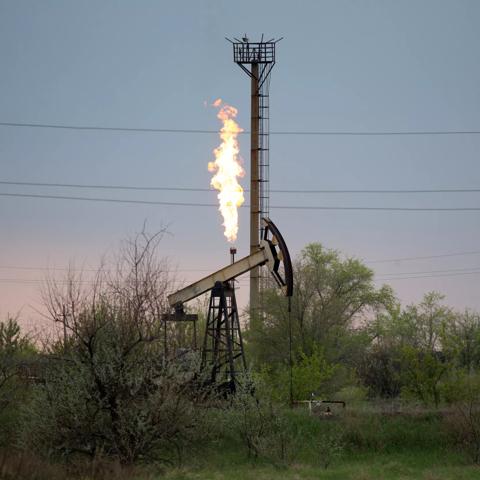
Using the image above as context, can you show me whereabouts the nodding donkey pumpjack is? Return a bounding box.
[168,217,293,312]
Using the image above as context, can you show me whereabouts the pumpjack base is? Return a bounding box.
[201,281,246,394]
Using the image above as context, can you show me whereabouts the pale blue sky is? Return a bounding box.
[1,0,479,329]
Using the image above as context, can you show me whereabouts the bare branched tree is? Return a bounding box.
[22,225,206,464]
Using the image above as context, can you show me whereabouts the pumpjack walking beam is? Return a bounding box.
[168,218,293,310]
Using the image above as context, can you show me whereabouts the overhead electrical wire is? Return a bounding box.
[376,270,480,281]
[375,266,480,277]
[0,265,211,273]
[2,255,480,275]
[2,269,479,286]
[0,278,250,286]
[3,262,480,285]
[1,192,479,211]
[1,180,479,194]
[366,250,480,264]
[2,249,480,275]
[1,121,480,136]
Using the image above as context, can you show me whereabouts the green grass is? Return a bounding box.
[160,409,479,480]
[4,407,479,479]
[163,451,479,480]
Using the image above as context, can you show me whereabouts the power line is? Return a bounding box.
[2,180,480,194]
[279,189,480,194]
[252,205,480,211]
[1,250,480,273]
[376,266,480,276]
[0,278,250,286]
[377,270,480,281]
[0,265,211,273]
[1,191,480,211]
[1,121,480,136]
[366,250,480,264]
[0,192,214,207]
[2,250,480,275]
[2,270,479,285]
[0,180,213,193]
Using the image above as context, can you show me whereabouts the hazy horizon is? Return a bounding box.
[1,0,480,333]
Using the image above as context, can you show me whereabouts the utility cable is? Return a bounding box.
[1,121,480,136]
[0,265,211,273]
[1,180,479,194]
[2,250,480,272]
[375,266,480,276]
[1,192,480,211]
[366,250,480,264]
[377,270,480,281]
[3,270,479,285]
[288,296,293,408]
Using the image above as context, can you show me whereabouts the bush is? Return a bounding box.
[341,410,446,453]
[221,386,299,464]
[214,383,344,469]
[443,372,480,463]
[16,227,214,466]
[0,316,36,446]
[254,346,337,404]
[18,309,206,465]
[0,448,66,480]
[288,412,344,469]
[334,385,367,406]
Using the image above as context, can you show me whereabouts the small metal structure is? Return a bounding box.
[294,399,346,416]
[168,217,293,393]
[226,35,282,318]
[161,311,198,361]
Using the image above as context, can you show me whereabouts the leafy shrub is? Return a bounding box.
[254,346,337,404]
[0,448,66,480]
[18,306,207,465]
[0,317,36,446]
[215,383,344,469]
[341,410,446,453]
[223,386,299,464]
[334,385,367,406]
[442,372,480,463]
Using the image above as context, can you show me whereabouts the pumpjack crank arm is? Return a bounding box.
[168,217,293,309]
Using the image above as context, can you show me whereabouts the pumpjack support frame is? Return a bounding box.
[201,281,246,393]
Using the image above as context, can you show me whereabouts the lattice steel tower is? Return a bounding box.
[228,35,281,318]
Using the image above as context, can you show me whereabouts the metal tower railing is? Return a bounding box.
[258,77,271,295]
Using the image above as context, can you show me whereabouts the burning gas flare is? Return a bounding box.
[208,99,245,242]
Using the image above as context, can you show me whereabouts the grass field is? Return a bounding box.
[3,407,479,480]
[164,451,480,480]
[160,408,479,480]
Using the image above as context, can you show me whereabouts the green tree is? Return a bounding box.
[442,371,480,463]
[403,292,453,351]
[257,346,337,402]
[441,310,480,372]
[400,346,447,407]
[251,243,393,362]
[0,316,35,445]
[364,292,454,405]
[248,243,394,398]
[20,228,206,465]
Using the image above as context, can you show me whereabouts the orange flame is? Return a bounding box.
[208,99,245,242]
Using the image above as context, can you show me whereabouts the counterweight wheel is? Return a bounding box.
[261,217,294,297]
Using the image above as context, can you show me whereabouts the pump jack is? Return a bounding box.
[166,217,293,393]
